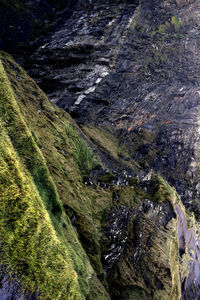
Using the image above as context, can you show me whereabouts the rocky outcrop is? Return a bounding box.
[0,0,78,53]
[102,173,200,299]
[176,204,200,300]
[26,0,200,217]
[1,0,200,299]
[0,273,39,300]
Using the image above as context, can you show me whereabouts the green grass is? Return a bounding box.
[151,174,176,203]
[0,54,110,299]
[66,124,98,176]
[81,124,139,170]
[0,51,117,286]
[0,67,81,298]
[171,16,180,29]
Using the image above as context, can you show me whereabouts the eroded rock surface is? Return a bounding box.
[27,0,200,215]
[176,204,200,300]
[103,183,200,299]
[0,275,38,300]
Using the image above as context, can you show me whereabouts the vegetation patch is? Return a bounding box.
[0,52,109,299]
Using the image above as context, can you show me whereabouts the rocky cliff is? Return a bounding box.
[1,0,200,299]
[27,0,200,213]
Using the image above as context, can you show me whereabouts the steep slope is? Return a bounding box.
[1,52,200,299]
[27,0,200,218]
[0,51,110,299]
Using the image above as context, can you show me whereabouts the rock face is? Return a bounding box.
[27,0,200,215]
[1,0,200,299]
[102,174,200,300]
[0,274,38,300]
[0,0,77,52]
[176,204,200,300]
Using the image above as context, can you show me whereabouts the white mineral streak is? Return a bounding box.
[74,94,86,105]
[74,65,109,105]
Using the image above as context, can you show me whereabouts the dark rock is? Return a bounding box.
[23,1,200,219]
[0,272,38,300]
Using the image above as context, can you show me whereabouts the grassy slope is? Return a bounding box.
[81,124,141,171]
[0,52,110,299]
[0,51,116,282]
[0,51,197,300]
